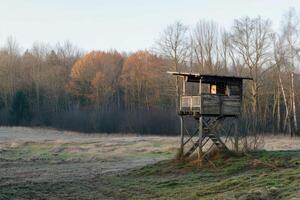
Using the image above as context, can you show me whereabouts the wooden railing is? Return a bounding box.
[180,94,240,116]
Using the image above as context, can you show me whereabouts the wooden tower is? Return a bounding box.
[168,72,252,161]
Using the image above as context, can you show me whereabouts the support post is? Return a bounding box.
[179,76,185,159]
[180,116,184,159]
[198,116,203,162]
[234,117,239,152]
[198,78,203,163]
[182,76,186,96]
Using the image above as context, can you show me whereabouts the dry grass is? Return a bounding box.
[0,127,300,199]
[0,127,177,193]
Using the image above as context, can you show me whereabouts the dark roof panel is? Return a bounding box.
[167,71,252,83]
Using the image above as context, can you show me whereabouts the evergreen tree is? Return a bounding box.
[10,91,31,125]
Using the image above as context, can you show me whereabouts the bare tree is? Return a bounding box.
[193,20,220,73]
[231,17,273,132]
[30,43,50,112]
[272,34,292,135]
[280,8,300,134]
[157,21,189,109]
[0,36,21,105]
[56,40,82,69]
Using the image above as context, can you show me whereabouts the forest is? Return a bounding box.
[0,9,300,136]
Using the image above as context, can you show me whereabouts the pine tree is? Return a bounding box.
[10,91,31,125]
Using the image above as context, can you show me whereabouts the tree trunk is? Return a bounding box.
[279,72,291,135]
[291,72,298,134]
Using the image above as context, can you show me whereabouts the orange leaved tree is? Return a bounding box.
[120,51,168,110]
[66,51,123,109]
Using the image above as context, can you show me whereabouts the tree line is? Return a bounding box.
[0,9,300,135]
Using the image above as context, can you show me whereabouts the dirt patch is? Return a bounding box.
[50,146,66,154]
[248,159,276,169]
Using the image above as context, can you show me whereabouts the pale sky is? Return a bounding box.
[0,0,299,52]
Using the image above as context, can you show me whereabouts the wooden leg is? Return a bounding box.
[198,116,203,164]
[234,117,239,152]
[180,116,184,159]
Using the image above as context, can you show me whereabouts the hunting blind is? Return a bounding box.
[168,72,252,161]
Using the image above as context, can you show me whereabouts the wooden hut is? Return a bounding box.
[168,71,252,161]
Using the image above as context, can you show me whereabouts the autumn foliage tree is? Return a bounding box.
[66,51,123,108]
[120,51,167,110]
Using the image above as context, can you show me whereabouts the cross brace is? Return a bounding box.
[180,116,234,159]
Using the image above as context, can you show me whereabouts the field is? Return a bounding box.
[0,127,300,199]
